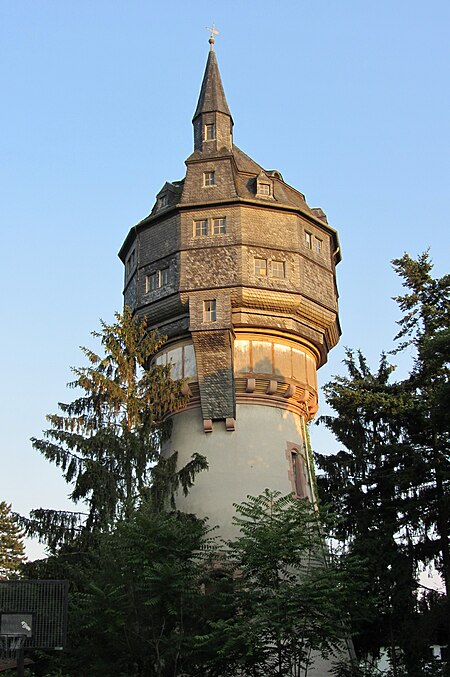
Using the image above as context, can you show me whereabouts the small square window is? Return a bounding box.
[204,171,216,187]
[146,272,159,292]
[272,261,285,278]
[194,219,208,237]
[254,258,267,277]
[259,183,271,195]
[304,232,312,249]
[158,194,168,208]
[314,237,322,254]
[213,217,226,235]
[203,299,217,322]
[204,124,215,141]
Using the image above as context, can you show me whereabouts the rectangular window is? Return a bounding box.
[272,260,285,278]
[304,231,312,249]
[204,123,215,141]
[259,183,271,195]
[194,219,208,237]
[146,268,169,292]
[146,272,159,292]
[212,217,226,235]
[160,268,169,286]
[254,258,267,277]
[203,299,217,322]
[126,249,136,276]
[158,194,168,208]
[314,237,322,254]
[291,451,307,498]
[203,171,216,187]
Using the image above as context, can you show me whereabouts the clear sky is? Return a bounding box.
[1,1,449,560]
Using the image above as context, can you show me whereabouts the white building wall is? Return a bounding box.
[163,403,312,540]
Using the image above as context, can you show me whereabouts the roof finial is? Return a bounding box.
[206,22,219,50]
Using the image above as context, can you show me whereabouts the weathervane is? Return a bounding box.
[206,22,219,49]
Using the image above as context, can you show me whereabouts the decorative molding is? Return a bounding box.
[203,419,213,433]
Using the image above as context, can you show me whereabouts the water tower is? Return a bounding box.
[119,37,341,541]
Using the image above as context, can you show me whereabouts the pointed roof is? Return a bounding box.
[193,46,232,121]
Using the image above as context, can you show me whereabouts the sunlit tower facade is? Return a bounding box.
[119,36,341,541]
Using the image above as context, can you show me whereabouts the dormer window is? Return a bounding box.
[204,123,216,141]
[158,194,168,209]
[203,171,216,187]
[256,174,273,197]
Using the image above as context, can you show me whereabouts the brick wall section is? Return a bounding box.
[240,206,300,250]
[188,290,232,331]
[139,213,180,263]
[302,259,336,309]
[191,329,235,420]
[121,138,342,420]
[182,247,239,289]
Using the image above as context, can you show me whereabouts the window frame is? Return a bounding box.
[290,449,307,498]
[272,260,285,279]
[146,267,169,292]
[258,183,271,196]
[203,299,217,322]
[194,219,209,237]
[203,171,216,187]
[126,249,136,277]
[158,194,168,209]
[304,231,312,250]
[212,217,227,235]
[313,237,323,255]
[146,271,160,292]
[254,258,268,277]
[204,123,216,141]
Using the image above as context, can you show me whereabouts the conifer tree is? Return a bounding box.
[27,307,207,548]
[0,501,26,578]
[316,252,450,674]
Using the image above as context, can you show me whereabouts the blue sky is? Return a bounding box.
[1,1,449,559]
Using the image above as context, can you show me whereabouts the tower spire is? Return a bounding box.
[193,32,233,152]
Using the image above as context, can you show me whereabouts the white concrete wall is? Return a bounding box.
[163,403,311,540]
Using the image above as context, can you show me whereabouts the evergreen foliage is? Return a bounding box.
[26,307,207,547]
[316,252,450,675]
[0,501,26,578]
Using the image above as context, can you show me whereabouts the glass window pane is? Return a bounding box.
[167,347,182,380]
[254,258,267,276]
[272,261,285,278]
[274,344,291,378]
[183,343,197,379]
[213,217,226,234]
[234,340,250,373]
[252,340,272,373]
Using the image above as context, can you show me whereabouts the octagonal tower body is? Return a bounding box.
[119,44,341,540]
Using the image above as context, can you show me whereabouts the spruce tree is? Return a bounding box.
[26,307,207,548]
[0,501,26,578]
[316,252,450,674]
